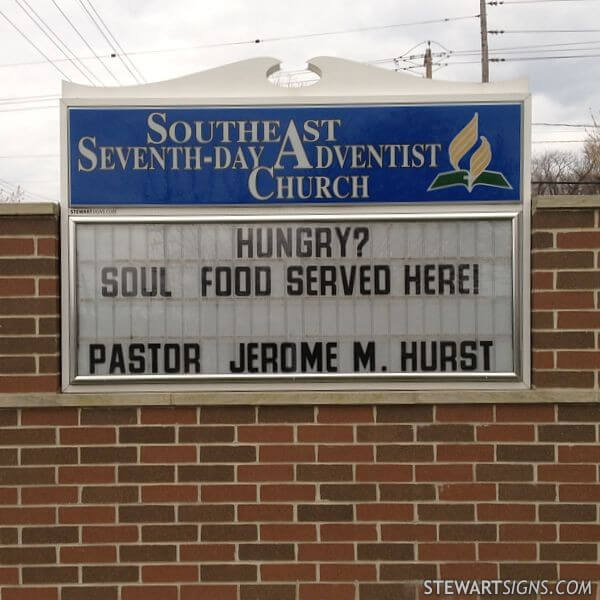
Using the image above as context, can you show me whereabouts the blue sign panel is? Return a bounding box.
[68,104,522,206]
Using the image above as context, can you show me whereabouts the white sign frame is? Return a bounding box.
[60,57,531,393]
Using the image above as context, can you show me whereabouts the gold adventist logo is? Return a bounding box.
[428,113,512,193]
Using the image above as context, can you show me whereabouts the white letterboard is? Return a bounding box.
[74,218,514,379]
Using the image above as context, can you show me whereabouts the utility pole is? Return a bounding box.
[480,0,490,82]
[424,42,432,79]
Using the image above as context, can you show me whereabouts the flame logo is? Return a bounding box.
[428,113,512,194]
[449,113,479,171]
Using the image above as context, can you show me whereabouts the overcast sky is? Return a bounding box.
[0,0,599,201]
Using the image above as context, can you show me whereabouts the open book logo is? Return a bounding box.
[428,113,512,193]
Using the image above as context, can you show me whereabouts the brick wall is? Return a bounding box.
[0,206,60,393]
[0,404,599,600]
[532,205,600,389]
[0,201,600,599]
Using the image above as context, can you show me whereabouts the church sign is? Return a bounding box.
[61,57,530,392]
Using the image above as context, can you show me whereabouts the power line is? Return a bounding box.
[490,0,598,4]
[49,0,116,86]
[490,28,600,33]
[0,6,72,80]
[15,0,97,85]
[533,122,597,127]
[533,139,587,143]
[0,12,481,72]
[84,0,145,83]
[76,0,129,84]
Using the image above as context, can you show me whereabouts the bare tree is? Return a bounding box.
[532,114,600,196]
[0,185,24,203]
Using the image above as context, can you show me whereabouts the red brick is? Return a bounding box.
[418,504,474,521]
[140,445,196,463]
[260,445,314,462]
[37,237,59,256]
[557,230,600,247]
[261,564,316,581]
[532,231,554,248]
[356,464,412,482]
[202,484,256,502]
[534,370,595,388]
[381,524,436,541]
[320,564,376,581]
[318,445,373,462]
[318,406,373,423]
[0,507,55,524]
[298,544,354,561]
[357,425,413,443]
[500,523,557,541]
[439,484,496,501]
[141,407,197,424]
[0,318,35,335]
[299,584,355,600]
[0,375,59,393]
[82,526,138,543]
[416,464,473,482]
[261,484,315,502]
[560,524,600,542]
[2,588,58,600]
[0,237,34,255]
[60,427,116,445]
[436,405,493,422]
[478,543,535,561]
[0,466,55,486]
[532,251,593,269]
[201,406,255,424]
[59,466,115,484]
[532,311,554,329]
[261,524,316,542]
[560,484,600,502]
[533,291,594,310]
[238,504,293,522]
[39,278,59,295]
[238,464,293,483]
[180,544,235,561]
[558,310,600,328]
[0,568,19,585]
[143,565,198,583]
[478,503,535,521]
[560,564,600,581]
[141,485,198,503]
[355,503,413,521]
[533,351,554,369]
[436,444,493,462]
[60,545,116,563]
[532,271,553,289]
[0,488,17,504]
[320,524,377,541]
[59,506,114,524]
[21,486,78,505]
[122,587,177,600]
[376,444,432,462]
[477,424,534,441]
[181,585,236,600]
[439,563,498,580]
[201,524,256,542]
[238,425,294,443]
[200,564,256,582]
[496,404,555,422]
[298,425,354,442]
[0,277,35,296]
[419,543,475,561]
[258,406,314,423]
[21,447,77,465]
[538,464,597,482]
[242,584,296,600]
